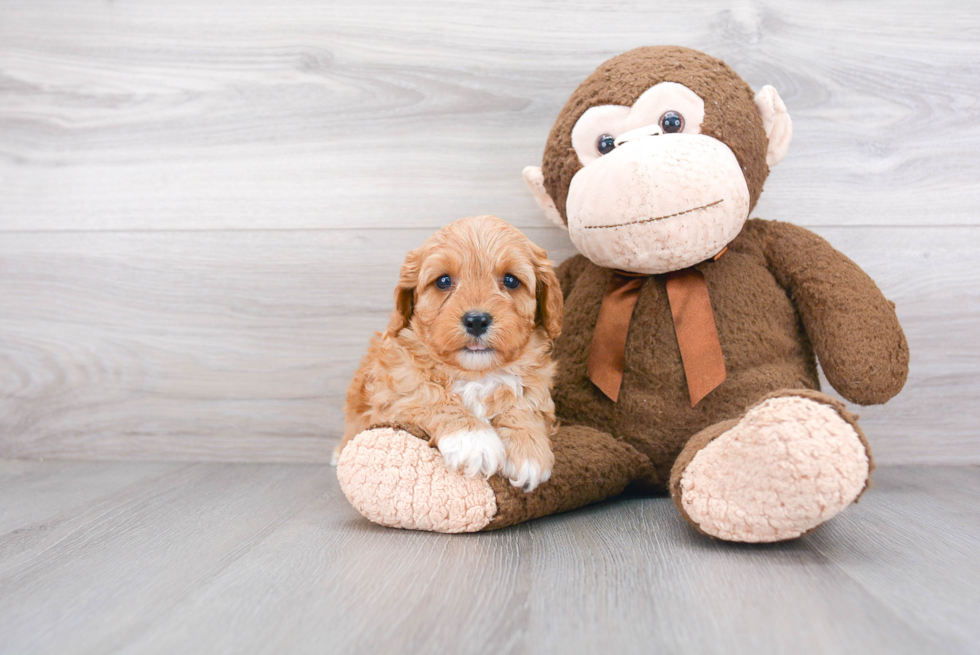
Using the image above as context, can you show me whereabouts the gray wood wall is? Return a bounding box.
[2,0,978,464]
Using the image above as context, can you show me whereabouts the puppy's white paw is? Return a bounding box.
[502,457,552,493]
[330,444,341,467]
[437,428,506,478]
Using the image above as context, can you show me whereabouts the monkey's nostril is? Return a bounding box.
[463,312,492,337]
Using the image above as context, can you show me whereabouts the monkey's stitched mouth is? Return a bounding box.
[583,199,724,230]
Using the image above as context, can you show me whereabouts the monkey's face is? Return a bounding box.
[564,82,750,274]
[523,47,792,275]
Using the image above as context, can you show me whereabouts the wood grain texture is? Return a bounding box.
[1,226,978,463]
[1,0,978,463]
[0,0,978,231]
[0,459,180,534]
[0,461,977,654]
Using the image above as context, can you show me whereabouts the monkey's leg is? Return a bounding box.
[669,389,873,543]
[337,425,652,533]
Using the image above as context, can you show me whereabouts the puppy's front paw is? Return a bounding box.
[437,427,506,479]
[502,451,553,493]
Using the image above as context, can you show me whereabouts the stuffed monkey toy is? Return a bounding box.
[337,46,909,542]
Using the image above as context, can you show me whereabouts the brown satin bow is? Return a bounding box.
[587,250,727,406]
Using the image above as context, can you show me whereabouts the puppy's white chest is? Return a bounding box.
[453,372,522,421]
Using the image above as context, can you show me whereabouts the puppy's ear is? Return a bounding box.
[532,246,563,340]
[386,247,421,337]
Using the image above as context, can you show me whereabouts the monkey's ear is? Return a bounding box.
[755,85,793,167]
[386,248,421,337]
[522,166,567,230]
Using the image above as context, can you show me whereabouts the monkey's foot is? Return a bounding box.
[336,427,497,533]
[670,392,871,543]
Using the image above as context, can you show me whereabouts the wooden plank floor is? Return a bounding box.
[0,461,977,654]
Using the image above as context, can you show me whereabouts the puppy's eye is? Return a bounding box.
[659,111,684,134]
[596,134,616,155]
[502,273,520,290]
[435,274,452,290]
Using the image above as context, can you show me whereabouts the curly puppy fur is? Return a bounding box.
[340,216,564,492]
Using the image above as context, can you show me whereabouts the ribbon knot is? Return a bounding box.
[587,254,727,407]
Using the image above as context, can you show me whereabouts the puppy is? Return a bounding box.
[337,215,563,491]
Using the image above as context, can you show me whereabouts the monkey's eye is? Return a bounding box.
[502,273,520,290]
[596,134,616,155]
[435,274,452,290]
[660,111,684,134]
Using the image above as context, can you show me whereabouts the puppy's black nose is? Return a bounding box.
[463,312,492,337]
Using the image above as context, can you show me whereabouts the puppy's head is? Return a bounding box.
[387,215,562,371]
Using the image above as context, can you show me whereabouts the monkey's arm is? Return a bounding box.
[763,220,909,405]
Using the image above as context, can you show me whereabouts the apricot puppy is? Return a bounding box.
[338,216,562,491]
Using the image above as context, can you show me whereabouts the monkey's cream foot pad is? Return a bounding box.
[677,396,870,542]
[337,427,497,533]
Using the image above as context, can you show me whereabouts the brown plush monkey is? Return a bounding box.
[337,46,909,542]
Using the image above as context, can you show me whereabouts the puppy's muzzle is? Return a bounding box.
[463,312,492,337]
